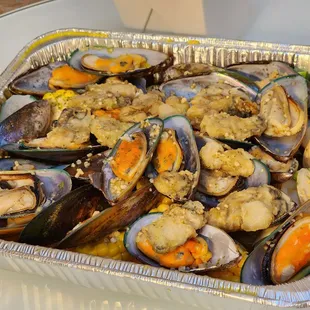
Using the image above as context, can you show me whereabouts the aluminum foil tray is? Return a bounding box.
[0,28,309,309]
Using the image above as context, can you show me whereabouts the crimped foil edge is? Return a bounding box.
[0,240,309,308]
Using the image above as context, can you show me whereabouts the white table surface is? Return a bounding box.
[0,1,309,309]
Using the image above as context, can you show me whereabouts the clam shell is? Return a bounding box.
[255,75,308,161]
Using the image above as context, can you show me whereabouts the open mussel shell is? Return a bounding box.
[0,169,71,220]
[124,212,240,272]
[226,61,297,84]
[57,183,161,249]
[163,63,217,82]
[9,61,66,96]
[34,169,72,209]
[65,152,106,180]
[159,71,258,101]
[98,118,163,204]
[195,135,270,193]
[19,184,107,247]
[160,115,200,199]
[0,158,67,171]
[241,200,310,285]
[69,47,173,78]
[198,169,245,197]
[249,146,298,183]
[255,75,308,161]
[0,100,51,147]
[2,144,106,164]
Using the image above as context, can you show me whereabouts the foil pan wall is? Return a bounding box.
[0,28,309,309]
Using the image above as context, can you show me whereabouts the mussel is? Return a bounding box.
[255,75,308,161]
[9,61,100,96]
[206,185,296,233]
[55,183,161,249]
[249,146,298,183]
[226,61,297,88]
[160,72,257,101]
[195,135,270,196]
[92,118,163,204]
[241,200,310,285]
[151,115,200,202]
[68,47,173,79]
[124,205,240,272]
[0,100,51,147]
[0,158,66,171]
[0,169,71,236]
[0,95,36,122]
[19,184,106,247]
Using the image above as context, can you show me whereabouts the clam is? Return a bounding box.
[160,72,257,101]
[249,146,298,183]
[227,61,297,88]
[56,183,161,249]
[69,47,173,78]
[241,200,310,285]
[9,61,100,96]
[0,100,51,147]
[124,212,240,272]
[255,75,308,161]
[91,118,163,204]
[152,115,200,201]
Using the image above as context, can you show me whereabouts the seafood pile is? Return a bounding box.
[0,46,309,286]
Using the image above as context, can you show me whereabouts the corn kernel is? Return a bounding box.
[112,254,122,261]
[118,241,126,252]
[118,231,125,242]
[161,197,173,205]
[149,208,158,213]
[108,243,120,257]
[136,180,145,190]
[96,244,109,257]
[157,204,169,212]
[121,252,133,261]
